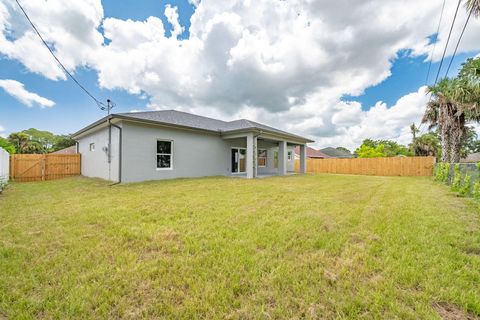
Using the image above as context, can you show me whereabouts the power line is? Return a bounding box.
[444,9,472,77]
[434,0,462,85]
[425,0,447,86]
[418,0,447,134]
[418,0,462,136]
[14,0,107,110]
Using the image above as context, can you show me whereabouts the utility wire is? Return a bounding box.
[14,0,107,109]
[417,0,447,134]
[434,0,462,85]
[418,0,462,136]
[425,0,447,85]
[444,9,472,77]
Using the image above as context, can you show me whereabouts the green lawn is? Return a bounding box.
[0,174,479,319]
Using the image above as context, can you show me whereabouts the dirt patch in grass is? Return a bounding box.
[462,246,480,256]
[433,302,478,320]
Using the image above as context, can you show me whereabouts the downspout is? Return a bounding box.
[107,117,112,181]
[110,122,122,185]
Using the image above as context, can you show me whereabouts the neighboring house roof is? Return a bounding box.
[461,152,480,163]
[320,147,354,158]
[72,110,314,143]
[51,145,77,154]
[293,146,331,158]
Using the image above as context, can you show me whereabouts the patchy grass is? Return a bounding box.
[0,174,479,319]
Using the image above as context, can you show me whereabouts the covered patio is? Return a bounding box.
[222,131,309,179]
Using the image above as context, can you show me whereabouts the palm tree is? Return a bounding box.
[411,132,440,157]
[410,123,419,141]
[422,70,480,163]
[466,0,480,17]
[8,132,29,153]
[422,79,459,162]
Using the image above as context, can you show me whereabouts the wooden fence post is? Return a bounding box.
[41,155,46,181]
[10,154,14,181]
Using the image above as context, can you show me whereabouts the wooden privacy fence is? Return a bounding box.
[295,156,435,177]
[10,154,81,182]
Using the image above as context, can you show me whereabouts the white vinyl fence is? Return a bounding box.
[0,147,9,190]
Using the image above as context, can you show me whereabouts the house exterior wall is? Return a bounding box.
[77,121,301,183]
[77,126,120,181]
[121,122,232,183]
[0,147,9,183]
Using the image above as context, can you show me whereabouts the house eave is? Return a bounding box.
[72,114,221,140]
[221,128,314,144]
[72,114,314,144]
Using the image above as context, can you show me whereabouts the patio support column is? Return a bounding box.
[278,140,287,175]
[300,144,307,173]
[246,133,257,179]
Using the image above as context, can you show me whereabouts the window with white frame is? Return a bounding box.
[287,151,293,161]
[89,143,95,151]
[157,140,172,169]
[258,149,267,167]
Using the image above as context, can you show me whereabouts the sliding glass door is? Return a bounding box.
[231,148,246,173]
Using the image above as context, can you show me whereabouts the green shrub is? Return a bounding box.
[0,178,7,194]
[434,163,450,183]
[473,181,480,200]
[477,162,480,170]
[451,164,461,192]
[459,174,471,197]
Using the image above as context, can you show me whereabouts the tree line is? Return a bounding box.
[0,128,75,154]
[351,56,480,160]
[352,125,480,159]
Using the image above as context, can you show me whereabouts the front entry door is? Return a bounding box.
[231,148,246,173]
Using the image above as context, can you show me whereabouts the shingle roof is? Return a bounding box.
[461,152,480,163]
[116,110,230,131]
[319,147,354,158]
[112,110,313,142]
[293,146,331,158]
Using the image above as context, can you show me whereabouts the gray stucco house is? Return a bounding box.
[72,110,313,183]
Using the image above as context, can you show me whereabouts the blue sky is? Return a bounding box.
[0,0,197,135]
[345,51,477,110]
[0,0,478,148]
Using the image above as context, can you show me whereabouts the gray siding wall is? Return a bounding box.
[122,122,231,183]
[78,121,298,183]
[77,126,120,181]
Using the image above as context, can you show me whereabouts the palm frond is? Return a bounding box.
[465,0,480,17]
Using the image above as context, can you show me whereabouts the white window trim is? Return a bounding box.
[89,143,95,152]
[287,151,293,161]
[258,148,267,167]
[231,147,247,174]
[156,139,173,170]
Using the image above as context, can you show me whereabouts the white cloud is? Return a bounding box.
[0,125,5,138]
[1,0,480,148]
[164,5,184,39]
[188,0,200,7]
[0,0,103,80]
[0,79,55,108]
